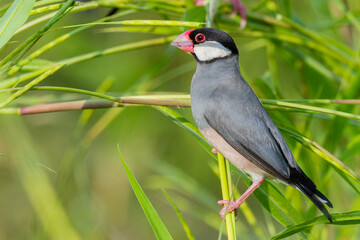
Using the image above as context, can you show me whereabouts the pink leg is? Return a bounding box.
[218,177,264,219]
[212,148,218,154]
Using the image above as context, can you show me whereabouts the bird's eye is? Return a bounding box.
[195,33,206,43]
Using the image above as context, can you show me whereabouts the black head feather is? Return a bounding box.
[189,28,238,55]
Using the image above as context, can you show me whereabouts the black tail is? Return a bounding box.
[290,167,333,223]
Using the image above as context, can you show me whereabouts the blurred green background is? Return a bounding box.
[0,0,359,239]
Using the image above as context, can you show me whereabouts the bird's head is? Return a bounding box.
[171,28,238,63]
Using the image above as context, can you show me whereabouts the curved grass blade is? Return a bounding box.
[59,20,205,29]
[262,100,360,121]
[34,0,65,8]
[118,146,173,240]
[0,0,35,50]
[100,26,181,35]
[1,0,75,68]
[278,125,360,185]
[271,211,360,240]
[149,161,219,210]
[0,36,175,89]
[7,9,137,76]
[15,1,184,35]
[162,190,195,240]
[0,3,12,16]
[235,30,358,68]
[0,64,64,109]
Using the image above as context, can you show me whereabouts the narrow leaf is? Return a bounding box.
[271,211,360,240]
[278,125,360,185]
[118,146,173,240]
[0,0,35,50]
[162,190,195,240]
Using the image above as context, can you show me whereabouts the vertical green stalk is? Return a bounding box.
[226,159,237,233]
[218,152,236,239]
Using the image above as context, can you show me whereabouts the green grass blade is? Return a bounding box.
[150,161,219,210]
[118,146,173,240]
[278,125,360,185]
[271,211,360,240]
[0,0,74,67]
[205,0,219,27]
[60,20,205,29]
[162,190,195,240]
[0,0,35,51]
[262,100,360,121]
[0,64,64,109]
[34,0,65,8]
[7,9,136,76]
[155,106,210,150]
[0,36,175,89]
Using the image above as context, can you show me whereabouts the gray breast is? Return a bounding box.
[190,56,242,130]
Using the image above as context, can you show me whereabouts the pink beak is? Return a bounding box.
[171,29,194,53]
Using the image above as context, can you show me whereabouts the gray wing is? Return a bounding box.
[204,89,297,180]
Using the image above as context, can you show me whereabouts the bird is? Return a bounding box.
[171,28,333,222]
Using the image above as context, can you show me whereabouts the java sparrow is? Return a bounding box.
[171,28,333,222]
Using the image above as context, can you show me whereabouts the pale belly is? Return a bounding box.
[200,127,270,180]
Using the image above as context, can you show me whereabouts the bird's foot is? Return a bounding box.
[217,178,264,219]
[217,200,239,219]
[211,148,218,154]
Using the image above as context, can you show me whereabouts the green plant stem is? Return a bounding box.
[16,1,183,35]
[7,10,136,76]
[236,30,358,67]
[34,0,65,8]
[262,100,360,121]
[0,36,175,89]
[3,87,360,106]
[225,159,237,236]
[217,152,236,240]
[59,20,205,29]
[0,0,75,67]
[162,190,195,240]
[0,64,64,109]
[0,89,358,119]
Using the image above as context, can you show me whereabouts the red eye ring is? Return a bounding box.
[195,33,206,43]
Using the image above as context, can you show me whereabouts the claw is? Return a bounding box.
[211,148,218,154]
[218,200,239,218]
[217,178,264,219]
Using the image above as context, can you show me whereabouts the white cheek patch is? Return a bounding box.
[193,41,232,61]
